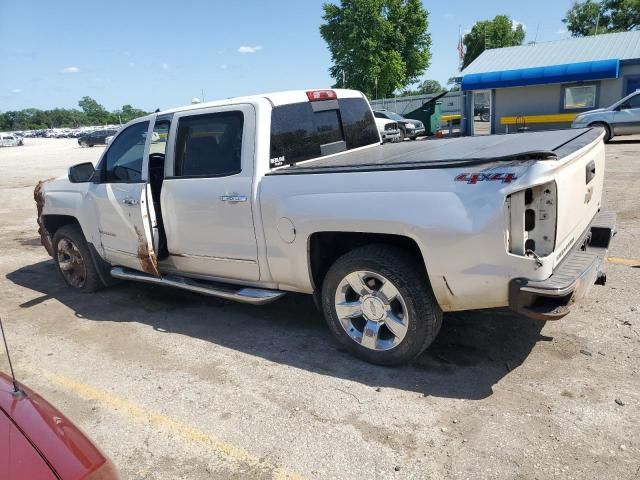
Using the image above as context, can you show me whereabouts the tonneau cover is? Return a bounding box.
[267,127,602,175]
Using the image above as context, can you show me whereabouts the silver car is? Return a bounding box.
[572,89,640,142]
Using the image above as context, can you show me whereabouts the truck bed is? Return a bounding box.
[267,127,602,175]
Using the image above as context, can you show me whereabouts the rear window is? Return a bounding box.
[269,97,379,168]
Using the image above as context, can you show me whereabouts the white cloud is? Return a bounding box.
[61,66,80,73]
[238,45,263,54]
[129,61,135,67]
[219,64,228,70]
[512,20,526,31]
[11,88,22,94]
[161,62,170,70]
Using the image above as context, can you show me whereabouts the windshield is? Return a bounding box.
[612,91,640,110]
[382,111,406,121]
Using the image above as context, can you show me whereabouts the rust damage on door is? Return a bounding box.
[34,179,55,256]
[134,225,160,277]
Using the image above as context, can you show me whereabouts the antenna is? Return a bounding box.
[0,316,21,394]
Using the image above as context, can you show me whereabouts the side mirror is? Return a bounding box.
[68,162,96,183]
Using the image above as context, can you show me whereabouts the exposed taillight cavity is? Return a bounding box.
[306,90,338,102]
[506,181,557,257]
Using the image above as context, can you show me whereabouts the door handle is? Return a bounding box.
[219,194,247,203]
[122,197,139,206]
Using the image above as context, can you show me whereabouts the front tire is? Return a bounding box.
[52,224,103,293]
[321,244,442,366]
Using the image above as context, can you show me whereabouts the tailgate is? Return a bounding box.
[552,132,605,266]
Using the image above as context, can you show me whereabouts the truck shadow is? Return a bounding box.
[7,260,548,400]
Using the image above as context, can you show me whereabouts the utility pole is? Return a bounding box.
[595,10,601,34]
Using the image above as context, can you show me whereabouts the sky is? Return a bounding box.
[0,0,577,112]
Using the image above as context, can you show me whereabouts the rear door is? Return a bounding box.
[88,116,159,275]
[161,104,260,281]
[612,93,640,135]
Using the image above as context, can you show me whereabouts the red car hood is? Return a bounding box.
[0,372,118,479]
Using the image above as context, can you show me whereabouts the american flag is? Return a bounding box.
[457,29,465,62]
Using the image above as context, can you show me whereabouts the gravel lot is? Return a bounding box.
[0,137,638,480]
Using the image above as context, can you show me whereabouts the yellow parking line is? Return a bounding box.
[608,257,640,267]
[35,368,304,480]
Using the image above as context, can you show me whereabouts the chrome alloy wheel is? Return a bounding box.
[56,238,87,288]
[334,271,409,351]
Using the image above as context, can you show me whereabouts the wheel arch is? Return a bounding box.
[588,121,612,141]
[308,231,429,292]
[41,214,80,239]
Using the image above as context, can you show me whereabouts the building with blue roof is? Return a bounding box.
[460,30,640,134]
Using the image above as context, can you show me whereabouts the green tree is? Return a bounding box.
[320,0,432,98]
[116,104,149,123]
[78,96,109,125]
[462,15,525,69]
[563,0,640,36]
[400,79,445,96]
[446,77,461,92]
[1,97,149,131]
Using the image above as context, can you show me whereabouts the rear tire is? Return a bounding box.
[52,224,103,293]
[590,122,612,143]
[321,244,442,366]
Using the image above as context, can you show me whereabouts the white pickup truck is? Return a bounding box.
[35,89,616,365]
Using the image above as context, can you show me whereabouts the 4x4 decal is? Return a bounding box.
[455,172,517,184]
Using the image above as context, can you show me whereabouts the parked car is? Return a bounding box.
[373,110,425,140]
[36,88,615,366]
[571,89,640,142]
[475,104,490,122]
[375,118,401,143]
[78,129,117,147]
[0,134,23,147]
[0,371,120,479]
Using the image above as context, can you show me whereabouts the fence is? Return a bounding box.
[369,91,463,117]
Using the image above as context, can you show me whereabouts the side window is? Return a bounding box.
[150,120,170,155]
[103,121,149,183]
[624,94,640,109]
[174,111,244,177]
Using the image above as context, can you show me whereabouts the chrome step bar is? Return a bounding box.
[110,267,286,305]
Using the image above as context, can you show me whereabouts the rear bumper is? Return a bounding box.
[509,210,616,321]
